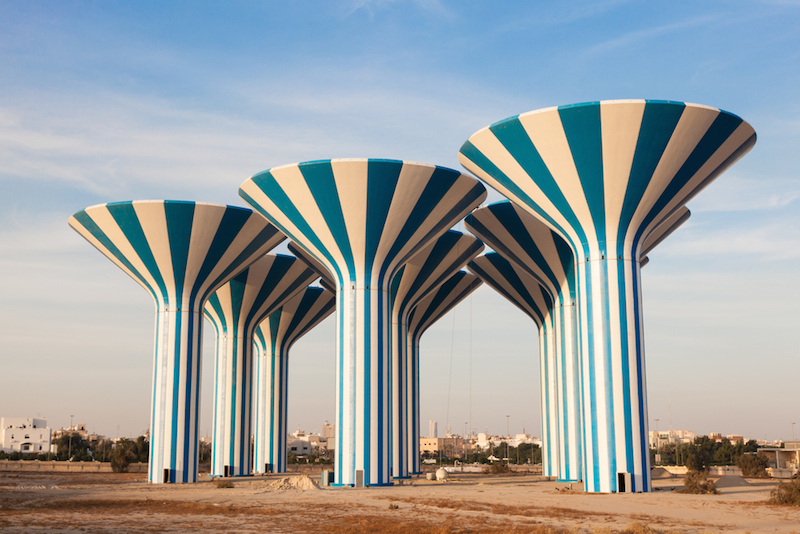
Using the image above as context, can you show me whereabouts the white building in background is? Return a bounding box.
[321,421,335,438]
[649,429,697,448]
[429,420,438,438]
[474,432,541,451]
[1,417,52,454]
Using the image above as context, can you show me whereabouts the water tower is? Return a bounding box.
[460,100,755,492]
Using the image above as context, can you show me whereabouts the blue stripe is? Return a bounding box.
[634,111,746,250]
[300,162,356,281]
[164,201,195,305]
[464,204,558,290]
[105,203,169,304]
[616,259,634,487]
[366,160,402,278]
[580,263,599,490]
[558,104,606,254]
[487,120,586,253]
[597,259,616,491]
[617,102,685,249]
[631,262,648,492]
[241,178,341,287]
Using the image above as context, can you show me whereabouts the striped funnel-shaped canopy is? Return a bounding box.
[253,287,336,475]
[68,200,285,484]
[467,253,553,329]
[69,201,285,310]
[389,230,483,479]
[460,100,755,494]
[288,241,335,288]
[240,159,487,289]
[641,206,690,259]
[203,254,317,477]
[467,253,560,477]
[405,270,482,474]
[459,100,755,261]
[239,159,486,487]
[465,201,574,305]
[406,271,483,354]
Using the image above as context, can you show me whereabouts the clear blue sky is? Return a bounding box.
[1,1,798,442]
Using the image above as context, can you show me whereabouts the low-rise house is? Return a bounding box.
[1,417,51,454]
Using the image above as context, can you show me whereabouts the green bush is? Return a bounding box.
[768,477,800,506]
[110,439,138,473]
[736,452,770,477]
[680,470,719,494]
[488,462,510,474]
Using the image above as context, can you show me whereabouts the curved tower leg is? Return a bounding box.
[465,202,581,481]
[253,287,335,474]
[406,271,483,475]
[467,253,560,478]
[389,230,482,479]
[204,254,316,477]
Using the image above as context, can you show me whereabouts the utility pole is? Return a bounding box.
[792,422,796,441]
[68,414,74,461]
[506,415,510,466]
[464,422,468,464]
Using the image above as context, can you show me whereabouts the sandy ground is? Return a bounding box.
[1,470,798,533]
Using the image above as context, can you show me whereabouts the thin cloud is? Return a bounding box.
[490,0,632,34]
[583,14,719,56]
[338,0,453,19]
[652,219,800,261]
[689,175,800,213]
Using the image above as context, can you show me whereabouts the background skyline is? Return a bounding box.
[1,1,798,443]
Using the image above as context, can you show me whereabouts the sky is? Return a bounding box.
[1,0,798,443]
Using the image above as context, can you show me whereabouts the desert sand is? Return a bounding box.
[1,469,798,533]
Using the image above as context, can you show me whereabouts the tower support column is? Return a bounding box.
[577,256,649,493]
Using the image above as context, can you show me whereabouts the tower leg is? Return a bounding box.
[149,308,203,484]
[391,320,409,479]
[540,328,560,477]
[578,258,651,493]
[254,349,289,474]
[407,342,421,475]
[333,287,391,487]
[211,335,254,477]
[556,302,583,482]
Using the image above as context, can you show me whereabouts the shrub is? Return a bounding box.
[216,480,234,489]
[488,462,510,474]
[680,470,719,494]
[736,452,770,477]
[110,439,138,473]
[768,477,800,506]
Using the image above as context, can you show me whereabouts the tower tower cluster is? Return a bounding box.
[70,100,755,492]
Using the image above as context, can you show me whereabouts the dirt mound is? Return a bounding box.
[651,467,675,479]
[260,474,320,491]
[714,475,751,488]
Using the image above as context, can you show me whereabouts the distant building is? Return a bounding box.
[758,441,800,473]
[288,429,334,457]
[429,420,437,438]
[321,421,335,438]
[649,429,696,448]
[1,417,51,454]
[53,423,89,441]
[420,436,465,458]
[287,438,312,456]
